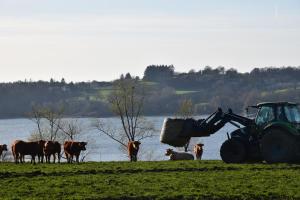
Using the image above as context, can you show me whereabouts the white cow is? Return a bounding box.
[165,148,194,160]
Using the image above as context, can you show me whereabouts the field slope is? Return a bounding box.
[0,161,299,199]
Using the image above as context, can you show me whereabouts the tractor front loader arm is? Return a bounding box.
[190,108,254,137]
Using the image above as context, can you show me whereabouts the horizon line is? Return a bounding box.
[1,65,299,84]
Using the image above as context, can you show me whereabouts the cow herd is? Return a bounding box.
[0,140,87,164]
[0,140,203,163]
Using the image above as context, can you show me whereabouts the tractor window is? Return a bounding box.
[284,105,300,123]
[277,106,287,121]
[255,106,275,126]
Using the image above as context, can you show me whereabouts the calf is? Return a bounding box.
[64,141,87,163]
[0,144,8,160]
[11,140,46,164]
[194,143,204,160]
[127,141,141,162]
[165,148,194,161]
[44,141,61,163]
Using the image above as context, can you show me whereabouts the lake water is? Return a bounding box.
[0,117,238,162]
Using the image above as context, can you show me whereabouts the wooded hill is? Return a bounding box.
[0,66,299,118]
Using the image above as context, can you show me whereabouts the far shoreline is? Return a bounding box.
[0,114,212,120]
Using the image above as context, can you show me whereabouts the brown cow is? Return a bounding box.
[127,141,141,162]
[11,140,46,164]
[64,141,87,163]
[0,144,8,160]
[194,143,204,160]
[44,141,61,163]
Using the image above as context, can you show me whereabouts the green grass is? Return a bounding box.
[98,88,113,99]
[175,90,199,95]
[274,88,291,94]
[0,161,299,199]
[141,81,159,86]
[261,87,300,97]
[195,102,209,107]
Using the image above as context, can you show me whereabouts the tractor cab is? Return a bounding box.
[252,102,300,125]
[253,102,300,129]
[280,104,300,124]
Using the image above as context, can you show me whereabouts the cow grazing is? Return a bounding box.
[127,141,141,162]
[44,141,61,163]
[194,143,204,160]
[0,144,8,160]
[11,140,46,164]
[64,141,87,163]
[165,149,194,161]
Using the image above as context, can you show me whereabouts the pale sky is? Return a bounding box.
[0,0,299,82]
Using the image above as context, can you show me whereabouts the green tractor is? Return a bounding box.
[160,102,300,163]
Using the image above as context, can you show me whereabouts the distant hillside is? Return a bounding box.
[142,65,300,115]
[0,80,112,118]
[0,66,299,118]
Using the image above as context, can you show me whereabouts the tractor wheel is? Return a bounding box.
[261,129,297,163]
[220,139,247,163]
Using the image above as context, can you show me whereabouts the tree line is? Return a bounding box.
[142,65,300,114]
[0,65,299,118]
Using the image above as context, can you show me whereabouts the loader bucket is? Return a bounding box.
[160,118,195,147]
[160,117,218,147]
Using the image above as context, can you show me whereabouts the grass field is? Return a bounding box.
[175,90,199,95]
[0,161,299,199]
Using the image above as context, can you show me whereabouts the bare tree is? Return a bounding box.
[42,106,64,141]
[176,99,194,152]
[29,105,64,142]
[30,105,44,139]
[58,119,82,141]
[177,99,194,119]
[94,79,155,161]
[28,104,90,162]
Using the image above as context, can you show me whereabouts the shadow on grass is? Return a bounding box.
[1,165,300,179]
